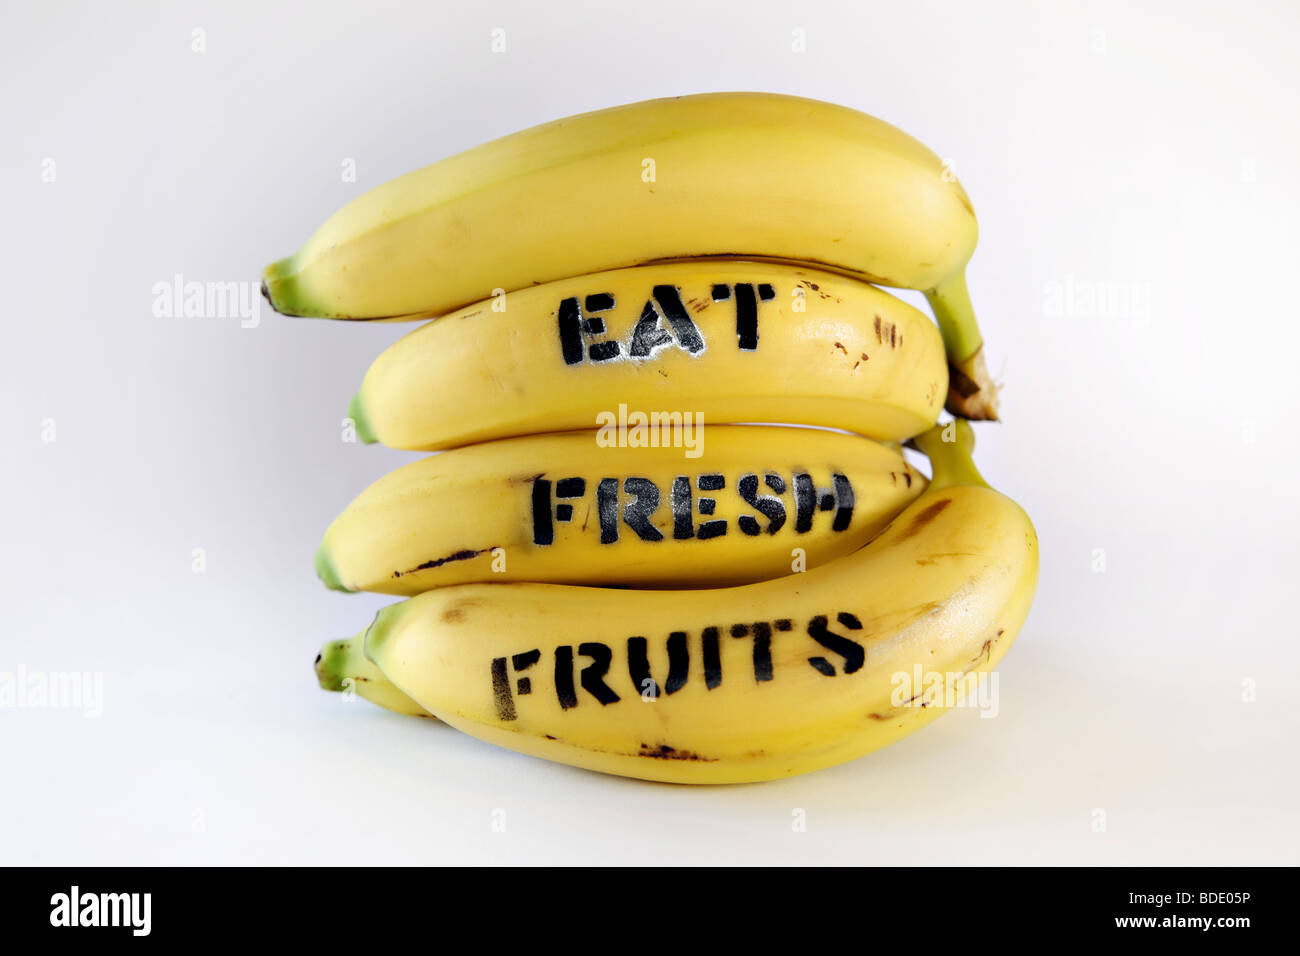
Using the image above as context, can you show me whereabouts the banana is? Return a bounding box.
[349,261,947,451]
[361,421,1037,783]
[316,426,926,596]
[316,632,433,718]
[262,92,996,418]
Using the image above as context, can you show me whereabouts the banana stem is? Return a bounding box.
[924,271,982,363]
[911,420,988,491]
[926,271,1001,422]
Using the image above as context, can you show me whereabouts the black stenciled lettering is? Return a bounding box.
[559,293,621,364]
[711,284,731,302]
[696,473,727,539]
[734,282,759,351]
[697,517,726,538]
[597,478,619,544]
[806,613,865,675]
[737,472,787,536]
[732,622,775,683]
[556,478,586,498]
[584,292,620,361]
[622,477,665,542]
[578,642,621,704]
[794,473,815,533]
[671,476,694,539]
[832,474,855,531]
[737,475,759,536]
[757,283,776,301]
[663,631,689,694]
[511,650,540,696]
[553,477,585,526]
[491,656,515,720]
[554,646,578,710]
[531,478,553,545]
[652,285,705,353]
[628,300,674,357]
[702,626,722,689]
[558,297,584,365]
[627,632,689,698]
[751,621,775,682]
[627,636,654,697]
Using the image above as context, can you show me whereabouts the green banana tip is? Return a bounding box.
[261,255,292,282]
[360,605,403,669]
[347,392,378,444]
[314,544,352,593]
[315,639,349,692]
[260,256,301,317]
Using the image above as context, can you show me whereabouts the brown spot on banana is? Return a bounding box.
[638,744,715,761]
[914,550,981,566]
[393,547,493,579]
[892,499,953,543]
[441,598,485,624]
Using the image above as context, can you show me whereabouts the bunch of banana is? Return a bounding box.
[271,92,1036,783]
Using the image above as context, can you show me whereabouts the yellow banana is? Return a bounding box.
[350,261,947,451]
[262,92,996,417]
[361,421,1037,783]
[316,426,926,596]
[315,632,433,718]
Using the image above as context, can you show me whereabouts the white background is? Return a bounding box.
[3,0,1298,865]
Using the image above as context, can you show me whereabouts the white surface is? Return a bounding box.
[2,0,1298,865]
